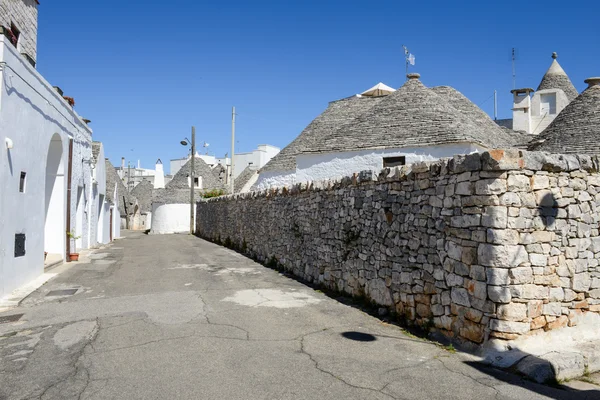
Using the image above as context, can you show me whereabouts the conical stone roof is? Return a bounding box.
[166,156,226,191]
[307,74,520,154]
[260,95,384,173]
[536,53,578,102]
[529,78,600,155]
[130,179,153,214]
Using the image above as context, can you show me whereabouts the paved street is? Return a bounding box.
[1,232,599,400]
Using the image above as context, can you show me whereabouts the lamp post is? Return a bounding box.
[180,126,196,234]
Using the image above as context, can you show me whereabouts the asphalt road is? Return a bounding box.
[1,231,598,400]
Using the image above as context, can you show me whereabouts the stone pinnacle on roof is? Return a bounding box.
[529,77,600,156]
[536,52,578,102]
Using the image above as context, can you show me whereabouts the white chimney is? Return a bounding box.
[154,159,165,189]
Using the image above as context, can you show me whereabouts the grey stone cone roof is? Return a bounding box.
[212,163,227,185]
[234,166,258,193]
[307,77,521,154]
[105,159,136,215]
[431,86,534,149]
[92,142,102,164]
[130,179,153,214]
[529,83,600,155]
[166,156,226,191]
[260,95,385,172]
[536,56,578,102]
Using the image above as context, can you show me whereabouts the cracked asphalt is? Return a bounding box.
[1,231,599,399]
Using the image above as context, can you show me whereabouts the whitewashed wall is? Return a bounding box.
[253,169,296,191]
[0,36,92,299]
[150,203,195,235]
[89,144,107,247]
[296,144,484,183]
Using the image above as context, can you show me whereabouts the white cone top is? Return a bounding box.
[545,59,568,76]
[360,82,396,97]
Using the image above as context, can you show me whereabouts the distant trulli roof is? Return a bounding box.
[211,163,227,185]
[130,179,153,214]
[260,94,385,173]
[105,159,136,215]
[234,166,258,193]
[166,156,226,191]
[306,74,521,154]
[361,82,395,97]
[529,77,600,155]
[536,52,578,102]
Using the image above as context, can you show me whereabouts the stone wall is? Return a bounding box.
[196,150,600,345]
[0,0,38,63]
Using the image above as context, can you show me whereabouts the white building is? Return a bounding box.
[0,0,107,300]
[255,76,529,189]
[115,158,157,189]
[498,52,578,135]
[170,144,280,181]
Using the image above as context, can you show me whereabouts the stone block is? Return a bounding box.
[487,268,510,285]
[545,315,569,331]
[488,285,511,303]
[481,149,524,171]
[511,284,549,300]
[470,265,486,282]
[507,174,531,192]
[451,287,470,307]
[497,303,527,321]
[461,247,478,265]
[455,181,474,195]
[531,175,550,190]
[481,206,508,228]
[542,302,562,316]
[510,267,533,284]
[466,279,487,300]
[529,254,548,267]
[459,320,485,343]
[475,179,507,195]
[450,215,480,228]
[528,300,543,318]
[572,273,591,292]
[478,244,528,268]
[487,229,519,245]
[489,319,530,334]
[530,316,546,330]
[548,287,564,302]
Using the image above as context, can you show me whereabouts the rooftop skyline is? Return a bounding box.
[36,1,599,170]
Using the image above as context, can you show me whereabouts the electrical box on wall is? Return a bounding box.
[14,233,26,257]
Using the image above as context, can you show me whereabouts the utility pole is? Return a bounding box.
[494,90,498,121]
[190,126,195,235]
[230,106,235,194]
[127,161,131,191]
[512,48,516,89]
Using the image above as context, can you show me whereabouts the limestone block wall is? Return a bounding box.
[0,0,38,62]
[196,150,600,345]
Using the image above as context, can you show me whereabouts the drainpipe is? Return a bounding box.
[66,139,73,261]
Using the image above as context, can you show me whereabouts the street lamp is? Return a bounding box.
[180,127,196,234]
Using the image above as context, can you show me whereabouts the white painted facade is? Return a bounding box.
[296,144,483,184]
[89,143,109,247]
[0,34,93,299]
[254,144,484,190]
[150,204,195,235]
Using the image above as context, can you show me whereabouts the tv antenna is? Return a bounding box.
[511,48,518,89]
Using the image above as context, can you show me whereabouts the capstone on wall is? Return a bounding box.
[197,149,600,345]
[0,0,38,63]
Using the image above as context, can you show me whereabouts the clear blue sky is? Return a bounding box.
[37,1,599,174]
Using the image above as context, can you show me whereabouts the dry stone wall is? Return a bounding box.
[196,150,600,345]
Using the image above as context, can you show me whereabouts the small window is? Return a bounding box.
[14,233,26,257]
[9,23,20,48]
[383,156,406,168]
[19,172,26,193]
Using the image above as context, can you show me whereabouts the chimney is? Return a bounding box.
[154,159,165,189]
[120,157,125,179]
[584,77,600,89]
[510,88,534,133]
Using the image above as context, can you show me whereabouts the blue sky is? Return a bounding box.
[37,1,599,174]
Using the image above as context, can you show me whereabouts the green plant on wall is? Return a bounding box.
[67,230,81,254]
[202,189,225,198]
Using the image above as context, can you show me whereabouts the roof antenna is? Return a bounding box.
[511,48,517,89]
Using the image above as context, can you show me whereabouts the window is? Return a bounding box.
[188,176,203,189]
[9,23,20,48]
[19,172,26,193]
[383,156,406,168]
[540,93,557,115]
